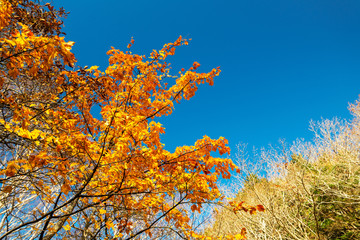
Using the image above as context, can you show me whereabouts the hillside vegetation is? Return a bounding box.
[206,98,360,239]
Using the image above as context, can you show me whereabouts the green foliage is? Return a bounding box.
[308,164,360,240]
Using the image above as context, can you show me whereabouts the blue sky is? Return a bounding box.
[54,0,360,156]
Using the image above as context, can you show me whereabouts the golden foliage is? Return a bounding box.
[0,1,239,239]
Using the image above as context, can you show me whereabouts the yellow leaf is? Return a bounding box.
[63,224,71,231]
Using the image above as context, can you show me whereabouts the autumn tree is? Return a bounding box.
[0,1,249,239]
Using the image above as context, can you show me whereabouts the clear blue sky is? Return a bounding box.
[54,0,360,155]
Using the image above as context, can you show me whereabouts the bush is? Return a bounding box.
[205,98,360,239]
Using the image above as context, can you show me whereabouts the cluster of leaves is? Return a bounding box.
[0,1,241,239]
[205,100,360,239]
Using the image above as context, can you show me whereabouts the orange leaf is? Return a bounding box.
[2,186,12,193]
[192,62,201,70]
[256,204,265,212]
[61,183,71,195]
[240,227,247,236]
